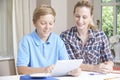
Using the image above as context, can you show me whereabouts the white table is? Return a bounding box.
[0,71,120,80]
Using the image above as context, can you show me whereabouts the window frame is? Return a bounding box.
[93,0,120,36]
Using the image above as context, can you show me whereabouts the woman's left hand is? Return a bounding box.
[68,68,81,77]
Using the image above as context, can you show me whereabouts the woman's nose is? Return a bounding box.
[78,17,83,23]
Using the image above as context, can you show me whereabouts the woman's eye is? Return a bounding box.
[49,22,53,25]
[83,16,87,19]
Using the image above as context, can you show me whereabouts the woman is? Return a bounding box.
[60,0,114,73]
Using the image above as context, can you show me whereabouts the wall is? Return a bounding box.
[37,0,51,6]
[51,0,67,34]
[93,0,101,29]
[0,59,16,76]
[67,0,80,29]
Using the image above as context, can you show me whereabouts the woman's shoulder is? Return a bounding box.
[92,29,106,37]
[90,29,108,41]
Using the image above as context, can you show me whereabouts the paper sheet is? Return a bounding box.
[51,59,83,76]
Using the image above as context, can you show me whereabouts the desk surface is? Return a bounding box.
[0,71,120,80]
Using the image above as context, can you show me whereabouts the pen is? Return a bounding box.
[89,73,106,75]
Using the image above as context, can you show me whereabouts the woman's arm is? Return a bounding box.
[80,61,114,73]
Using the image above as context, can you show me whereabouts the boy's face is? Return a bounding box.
[34,14,55,39]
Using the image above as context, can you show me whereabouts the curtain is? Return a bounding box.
[0,0,13,57]
[13,0,36,74]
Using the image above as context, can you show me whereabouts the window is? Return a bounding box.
[101,0,120,38]
[0,0,13,57]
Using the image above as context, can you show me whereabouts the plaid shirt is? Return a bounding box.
[60,27,114,65]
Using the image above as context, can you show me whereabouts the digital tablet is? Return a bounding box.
[51,59,83,76]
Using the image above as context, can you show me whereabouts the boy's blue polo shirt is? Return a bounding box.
[17,30,69,67]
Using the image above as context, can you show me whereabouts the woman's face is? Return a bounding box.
[74,6,92,31]
[34,14,55,39]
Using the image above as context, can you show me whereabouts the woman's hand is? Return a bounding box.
[94,62,113,74]
[68,68,81,77]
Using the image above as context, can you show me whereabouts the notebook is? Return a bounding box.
[20,75,59,80]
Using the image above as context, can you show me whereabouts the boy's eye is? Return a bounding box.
[41,22,46,25]
[75,15,80,18]
[40,21,54,25]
